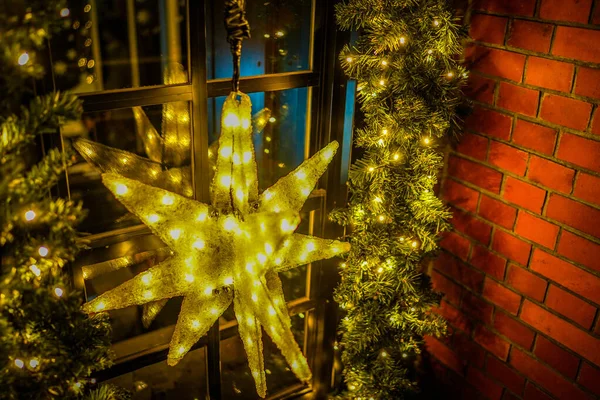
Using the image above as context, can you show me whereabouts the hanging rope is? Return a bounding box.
[224,0,251,93]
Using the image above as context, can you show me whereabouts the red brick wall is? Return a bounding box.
[426,1,600,399]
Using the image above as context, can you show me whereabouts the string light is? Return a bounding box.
[446,71,454,78]
[18,52,29,65]
[60,8,70,17]
[423,137,431,145]
[268,117,276,123]
[29,358,39,368]
[275,31,284,37]
[381,60,387,66]
[433,19,440,26]
[30,265,41,277]
[393,153,400,161]
[14,359,24,368]
[346,56,353,62]
[38,246,49,257]
[400,36,406,44]
[54,287,64,297]
[24,210,36,221]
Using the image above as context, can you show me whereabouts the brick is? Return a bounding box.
[473,0,536,16]
[474,325,510,360]
[503,176,546,213]
[507,20,553,53]
[467,367,504,400]
[470,245,506,280]
[448,155,503,193]
[450,207,492,245]
[515,212,559,249]
[525,57,575,92]
[512,119,557,156]
[457,132,489,161]
[489,141,529,176]
[553,26,600,64]
[483,278,521,315]
[557,133,600,173]
[486,354,526,396]
[432,269,463,305]
[440,300,473,333]
[494,310,536,350]
[466,74,496,105]
[444,179,480,212]
[521,300,600,365]
[436,251,485,292]
[575,67,600,100]
[466,106,513,140]
[506,264,547,302]
[578,363,600,397]
[492,230,532,266]
[540,0,593,23]
[441,231,471,261]
[545,285,596,329]
[527,156,575,194]
[557,230,600,273]
[462,291,494,323]
[524,384,553,400]
[546,194,600,237]
[470,14,508,45]
[593,109,600,136]
[531,249,600,305]
[453,332,486,368]
[510,348,591,400]
[574,172,600,206]
[425,335,464,375]
[540,95,592,131]
[535,335,580,380]
[504,391,521,400]
[497,82,539,117]
[479,195,517,229]
[466,45,526,82]
[594,2,600,24]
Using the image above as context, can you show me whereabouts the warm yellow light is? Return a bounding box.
[379,79,385,86]
[24,210,36,221]
[257,253,267,264]
[447,71,454,78]
[170,229,182,240]
[95,301,106,311]
[224,276,234,285]
[143,290,153,299]
[423,137,431,145]
[295,170,307,180]
[141,273,152,285]
[204,286,213,296]
[368,167,375,172]
[196,211,208,222]
[30,265,41,277]
[220,146,232,158]
[374,196,383,203]
[378,138,385,146]
[147,214,159,223]
[116,184,128,195]
[280,219,294,232]
[268,306,276,316]
[377,267,384,273]
[14,359,24,368]
[242,118,250,129]
[268,117,276,123]
[243,151,252,163]
[191,320,200,328]
[162,194,174,205]
[393,153,400,161]
[263,190,273,200]
[235,188,245,202]
[29,358,39,368]
[378,215,385,222]
[275,31,284,37]
[265,243,274,255]
[301,187,311,196]
[54,287,64,297]
[433,19,440,26]
[252,293,258,302]
[38,246,49,257]
[224,113,241,127]
[400,36,406,44]
[382,128,388,135]
[381,350,388,357]
[223,216,238,231]
[306,242,316,252]
[246,262,255,273]
[340,262,347,268]
[193,238,205,249]
[412,241,418,248]
[220,175,232,187]
[264,33,270,38]
[381,60,387,66]
[427,49,433,55]
[210,307,219,315]
[18,52,29,65]
[178,346,185,355]
[274,257,283,265]
[185,273,195,283]
[346,56,353,62]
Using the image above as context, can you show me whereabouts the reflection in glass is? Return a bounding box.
[66,101,192,234]
[106,345,207,399]
[208,87,309,189]
[206,0,312,79]
[221,313,308,398]
[48,0,187,92]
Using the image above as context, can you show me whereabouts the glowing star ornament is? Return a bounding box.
[82,91,350,398]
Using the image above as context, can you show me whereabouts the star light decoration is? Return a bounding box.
[82,92,350,397]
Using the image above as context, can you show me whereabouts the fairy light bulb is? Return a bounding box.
[447,71,454,78]
[433,19,440,26]
[393,153,400,161]
[379,79,385,86]
[18,52,29,65]
[381,60,387,66]
[368,167,375,172]
[29,358,39,368]
[60,8,70,17]
[382,128,388,135]
[38,246,49,257]
[115,184,128,195]
[268,117,276,123]
[224,113,241,128]
[54,287,64,297]
[346,56,353,62]
[24,210,36,221]
[400,36,406,44]
[423,137,431,145]
[14,359,24,368]
[30,265,41,277]
[275,30,284,37]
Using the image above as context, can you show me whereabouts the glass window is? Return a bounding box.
[106,346,207,399]
[48,0,188,93]
[208,87,310,189]
[206,0,313,80]
[66,101,192,234]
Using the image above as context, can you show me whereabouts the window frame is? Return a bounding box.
[69,1,352,398]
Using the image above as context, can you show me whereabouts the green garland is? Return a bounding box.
[0,1,115,399]
[331,1,468,398]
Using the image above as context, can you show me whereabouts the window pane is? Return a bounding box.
[105,346,207,399]
[206,0,312,79]
[49,0,188,93]
[221,313,308,398]
[67,101,192,234]
[208,87,309,189]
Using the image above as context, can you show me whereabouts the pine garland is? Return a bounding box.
[0,2,114,399]
[331,1,468,398]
